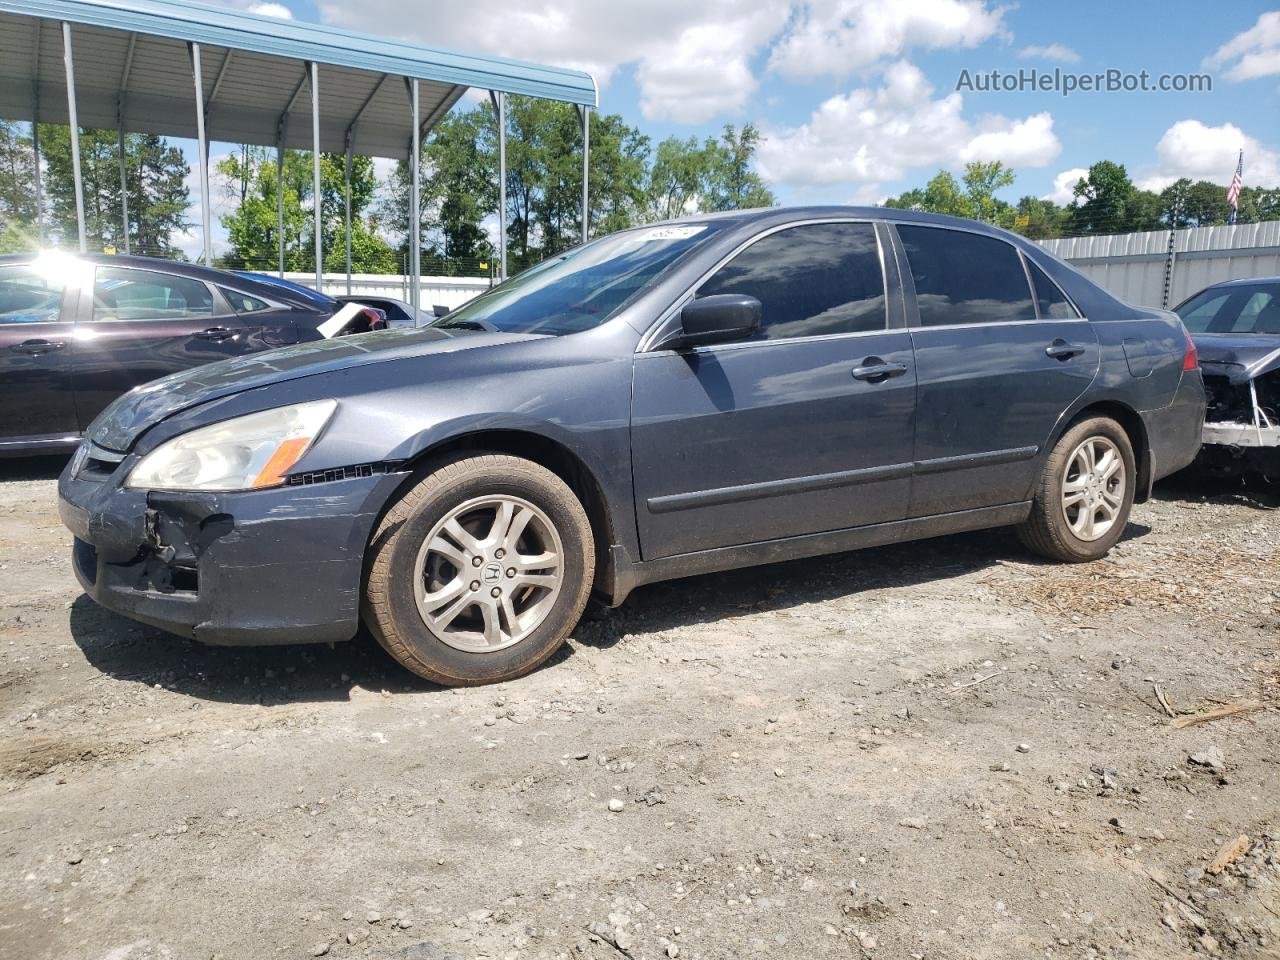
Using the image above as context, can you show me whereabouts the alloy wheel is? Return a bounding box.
[412,494,564,653]
[1060,436,1126,542]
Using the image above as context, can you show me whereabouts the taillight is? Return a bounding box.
[1182,329,1199,371]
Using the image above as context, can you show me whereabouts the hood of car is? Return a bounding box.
[1193,333,1280,383]
[87,326,541,452]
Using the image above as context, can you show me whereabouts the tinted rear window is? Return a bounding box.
[1026,259,1080,319]
[1177,284,1280,334]
[898,225,1036,326]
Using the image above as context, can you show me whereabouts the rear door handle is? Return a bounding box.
[1045,339,1086,361]
[193,326,234,342]
[851,357,908,383]
[9,338,66,356]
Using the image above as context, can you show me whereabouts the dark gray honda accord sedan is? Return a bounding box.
[59,208,1206,685]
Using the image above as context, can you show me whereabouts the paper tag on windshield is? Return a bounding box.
[628,225,706,242]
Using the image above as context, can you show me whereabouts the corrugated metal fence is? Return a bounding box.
[284,273,492,310]
[1040,221,1280,309]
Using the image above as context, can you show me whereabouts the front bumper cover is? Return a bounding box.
[59,457,406,646]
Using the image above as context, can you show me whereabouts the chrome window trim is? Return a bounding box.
[636,217,890,353]
[897,317,1091,334]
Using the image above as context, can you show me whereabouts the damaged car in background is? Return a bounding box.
[1176,278,1280,477]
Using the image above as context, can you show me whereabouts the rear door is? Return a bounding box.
[631,220,916,558]
[891,223,1099,517]
[0,260,79,446]
[72,264,260,428]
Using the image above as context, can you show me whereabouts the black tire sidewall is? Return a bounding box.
[375,463,592,685]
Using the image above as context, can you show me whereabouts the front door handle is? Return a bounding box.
[9,338,66,356]
[851,357,908,383]
[1045,339,1086,361]
[193,326,234,342]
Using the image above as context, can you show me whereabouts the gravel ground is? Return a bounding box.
[0,457,1277,960]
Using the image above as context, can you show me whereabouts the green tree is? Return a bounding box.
[1067,161,1143,235]
[38,125,190,256]
[218,146,396,273]
[961,161,1016,226]
[645,135,709,221]
[883,170,974,218]
[1011,196,1068,239]
[0,121,38,251]
[703,124,776,212]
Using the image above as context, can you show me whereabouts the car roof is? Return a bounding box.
[0,251,323,309]
[1195,276,1280,290]
[643,204,1025,237]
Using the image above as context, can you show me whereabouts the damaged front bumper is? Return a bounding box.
[1199,369,1280,475]
[58,449,406,645]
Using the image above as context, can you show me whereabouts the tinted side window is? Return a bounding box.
[898,225,1035,326]
[93,267,214,321]
[0,265,64,325]
[1026,259,1080,319]
[697,222,885,339]
[218,287,270,313]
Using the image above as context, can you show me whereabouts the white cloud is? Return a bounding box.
[1137,119,1280,191]
[769,0,1009,80]
[960,113,1060,167]
[755,62,1061,193]
[1204,11,1280,82]
[248,2,294,18]
[1042,167,1088,205]
[318,0,787,124]
[1016,43,1079,63]
[315,0,1012,123]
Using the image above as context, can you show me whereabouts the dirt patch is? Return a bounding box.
[0,461,1277,960]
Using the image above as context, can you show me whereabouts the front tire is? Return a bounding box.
[1017,416,1136,562]
[364,453,594,685]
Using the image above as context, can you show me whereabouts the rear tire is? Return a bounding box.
[1016,416,1135,563]
[364,453,594,686]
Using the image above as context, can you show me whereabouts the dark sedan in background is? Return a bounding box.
[60,208,1205,686]
[1175,277,1279,475]
[236,272,434,328]
[0,252,383,455]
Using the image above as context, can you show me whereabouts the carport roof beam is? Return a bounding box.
[0,0,597,158]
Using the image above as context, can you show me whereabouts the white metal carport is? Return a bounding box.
[0,0,598,306]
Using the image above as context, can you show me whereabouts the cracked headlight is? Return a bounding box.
[125,400,336,492]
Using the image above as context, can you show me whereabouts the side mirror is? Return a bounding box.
[432,304,450,318]
[670,294,762,349]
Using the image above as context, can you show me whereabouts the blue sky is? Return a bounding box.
[185,0,1280,257]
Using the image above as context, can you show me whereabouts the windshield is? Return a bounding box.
[434,224,720,336]
[1176,283,1280,335]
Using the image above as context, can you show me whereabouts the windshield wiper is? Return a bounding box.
[436,318,498,333]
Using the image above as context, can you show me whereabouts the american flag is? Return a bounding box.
[1226,150,1243,225]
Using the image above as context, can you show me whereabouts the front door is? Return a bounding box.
[631,220,916,559]
[0,260,79,447]
[73,264,254,429]
[892,224,1100,516]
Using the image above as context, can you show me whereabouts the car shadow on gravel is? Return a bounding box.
[579,522,1149,648]
[1154,471,1280,511]
[67,521,1153,702]
[0,455,69,482]
[67,595,452,704]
